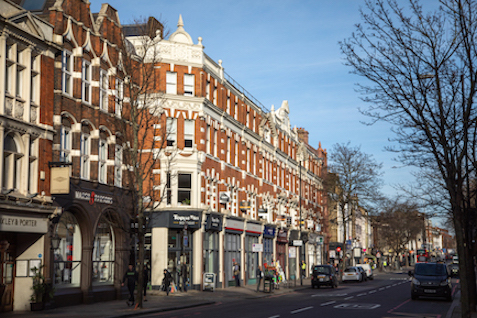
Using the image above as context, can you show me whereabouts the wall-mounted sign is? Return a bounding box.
[205,213,223,232]
[252,243,263,252]
[171,212,200,227]
[75,191,113,205]
[246,222,262,235]
[288,246,296,258]
[219,192,230,204]
[0,215,48,234]
[293,240,303,247]
[263,226,276,238]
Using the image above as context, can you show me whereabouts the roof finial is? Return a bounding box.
[178,14,184,28]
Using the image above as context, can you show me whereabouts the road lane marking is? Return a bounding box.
[311,293,347,297]
[334,303,381,309]
[268,316,280,318]
[321,301,337,307]
[357,293,366,297]
[344,296,354,300]
[369,290,377,294]
[291,306,313,314]
[379,287,385,291]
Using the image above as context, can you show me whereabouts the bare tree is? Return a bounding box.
[117,17,172,309]
[325,142,383,266]
[340,0,477,315]
[374,199,424,267]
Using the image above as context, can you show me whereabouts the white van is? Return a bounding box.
[356,263,373,280]
[452,255,459,264]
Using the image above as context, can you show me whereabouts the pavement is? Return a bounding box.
[2,270,467,318]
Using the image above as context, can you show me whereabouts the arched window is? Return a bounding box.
[54,212,82,287]
[3,134,22,190]
[92,214,115,285]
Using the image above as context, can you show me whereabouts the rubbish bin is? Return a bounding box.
[263,276,272,293]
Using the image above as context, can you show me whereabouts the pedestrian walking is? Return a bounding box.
[121,264,138,306]
[143,265,149,301]
[233,261,240,287]
[256,265,263,292]
[181,263,188,292]
[162,269,173,296]
[301,260,306,278]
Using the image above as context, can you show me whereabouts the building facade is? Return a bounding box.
[126,16,328,290]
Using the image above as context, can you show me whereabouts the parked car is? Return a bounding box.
[452,255,459,264]
[342,266,363,282]
[409,262,452,301]
[311,265,338,289]
[356,263,374,280]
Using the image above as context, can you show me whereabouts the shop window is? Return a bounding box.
[92,215,115,285]
[178,173,191,205]
[54,211,82,287]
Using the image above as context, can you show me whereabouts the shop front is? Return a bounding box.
[0,207,55,312]
[245,221,261,285]
[52,181,132,306]
[203,212,222,288]
[224,217,244,287]
[276,229,288,280]
[262,225,276,267]
[149,210,202,290]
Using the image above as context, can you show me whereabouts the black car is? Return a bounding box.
[409,262,452,301]
[311,265,338,288]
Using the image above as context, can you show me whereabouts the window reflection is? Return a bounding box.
[92,215,115,285]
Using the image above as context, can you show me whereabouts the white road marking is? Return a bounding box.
[321,301,337,307]
[268,316,280,318]
[344,296,354,300]
[291,306,313,314]
[379,287,385,291]
[368,290,377,294]
[357,293,367,297]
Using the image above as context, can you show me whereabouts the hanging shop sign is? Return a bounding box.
[219,192,231,204]
[50,167,70,194]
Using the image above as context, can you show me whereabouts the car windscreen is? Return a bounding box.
[313,266,331,274]
[414,264,447,276]
[344,268,356,273]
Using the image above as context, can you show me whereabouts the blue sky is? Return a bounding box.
[93,0,419,197]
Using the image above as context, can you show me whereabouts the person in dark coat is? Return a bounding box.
[181,263,188,292]
[233,261,240,287]
[122,264,138,306]
[143,265,149,301]
[256,265,263,292]
[162,269,173,296]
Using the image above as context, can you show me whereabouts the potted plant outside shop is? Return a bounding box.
[30,265,55,311]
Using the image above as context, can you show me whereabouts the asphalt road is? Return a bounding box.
[139,272,457,318]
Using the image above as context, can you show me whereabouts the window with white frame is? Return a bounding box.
[213,129,218,157]
[184,74,194,96]
[226,93,230,114]
[226,137,231,163]
[60,126,71,162]
[28,138,37,194]
[98,137,107,184]
[115,78,123,117]
[184,119,194,148]
[246,148,250,171]
[178,173,191,205]
[80,131,91,179]
[15,48,24,98]
[82,60,91,103]
[5,43,25,99]
[62,50,73,95]
[205,124,210,153]
[166,173,172,205]
[3,134,22,191]
[235,141,238,166]
[30,54,40,104]
[234,97,238,120]
[206,80,210,100]
[166,72,177,94]
[114,144,122,187]
[166,117,177,146]
[100,70,108,111]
